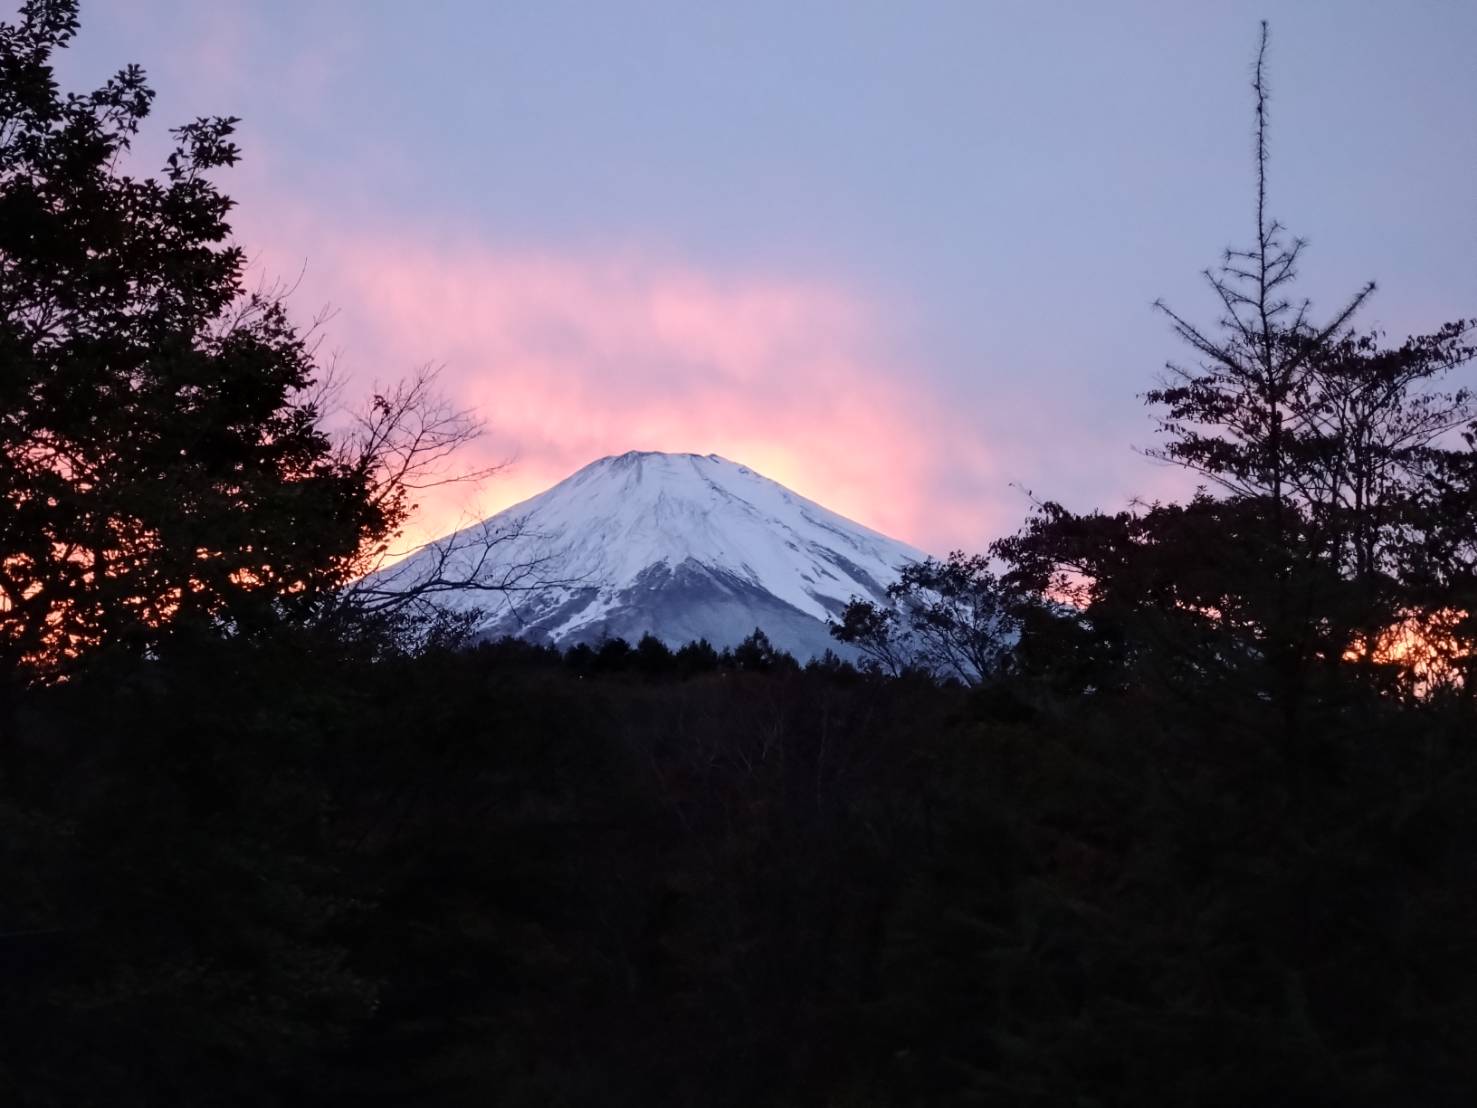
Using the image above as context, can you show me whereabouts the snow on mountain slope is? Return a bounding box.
[372,451,929,658]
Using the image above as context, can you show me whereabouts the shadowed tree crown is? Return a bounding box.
[992,22,1474,703]
[0,0,398,682]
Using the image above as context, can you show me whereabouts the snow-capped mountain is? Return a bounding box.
[374,451,929,658]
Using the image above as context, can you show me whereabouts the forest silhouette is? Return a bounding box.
[2,5,1474,1105]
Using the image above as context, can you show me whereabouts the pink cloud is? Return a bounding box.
[73,1,1232,563]
[238,211,1018,555]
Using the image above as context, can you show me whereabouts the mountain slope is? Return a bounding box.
[376,451,928,658]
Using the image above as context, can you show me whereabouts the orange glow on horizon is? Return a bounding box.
[1344,609,1470,697]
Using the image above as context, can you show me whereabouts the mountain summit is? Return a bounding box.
[380,451,928,658]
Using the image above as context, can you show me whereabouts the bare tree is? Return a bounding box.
[322,364,580,639]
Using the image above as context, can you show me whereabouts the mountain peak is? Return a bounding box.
[584,449,738,477]
[598,449,724,463]
[381,451,927,658]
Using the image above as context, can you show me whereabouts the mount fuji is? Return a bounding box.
[374,451,929,659]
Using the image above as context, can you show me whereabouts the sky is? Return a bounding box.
[50,1,1477,554]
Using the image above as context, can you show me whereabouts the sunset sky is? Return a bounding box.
[54,1,1477,554]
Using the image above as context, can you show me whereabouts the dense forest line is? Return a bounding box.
[5,629,1475,1105]
[3,5,1475,1105]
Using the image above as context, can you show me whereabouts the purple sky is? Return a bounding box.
[51,1,1477,553]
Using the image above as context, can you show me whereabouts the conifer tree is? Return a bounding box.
[997,22,1474,705]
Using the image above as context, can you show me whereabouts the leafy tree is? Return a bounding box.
[1399,420,1477,692]
[0,2,502,685]
[803,648,858,679]
[1296,327,1476,691]
[0,1,397,683]
[994,495,1268,690]
[592,635,634,673]
[995,22,1474,707]
[831,591,908,676]
[563,640,596,674]
[674,636,720,675]
[633,631,675,676]
[832,552,1018,684]
[731,627,798,673]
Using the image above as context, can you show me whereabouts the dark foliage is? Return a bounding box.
[3,635,1475,1106]
[991,23,1475,715]
[832,551,1019,683]
[0,2,395,684]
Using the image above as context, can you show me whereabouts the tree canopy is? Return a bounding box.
[0,0,401,683]
[991,23,1475,709]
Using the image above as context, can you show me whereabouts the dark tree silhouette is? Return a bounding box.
[832,552,1018,684]
[733,627,795,673]
[0,2,392,681]
[0,2,536,681]
[995,22,1474,706]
